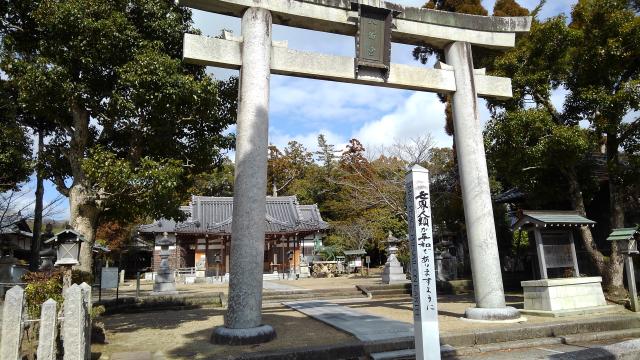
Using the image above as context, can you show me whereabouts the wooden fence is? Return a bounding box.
[0,283,92,360]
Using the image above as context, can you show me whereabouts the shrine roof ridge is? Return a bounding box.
[512,210,596,230]
[138,195,329,235]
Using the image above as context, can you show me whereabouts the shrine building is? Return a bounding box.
[138,195,328,278]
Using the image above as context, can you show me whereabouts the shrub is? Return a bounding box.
[22,271,64,319]
[72,269,94,286]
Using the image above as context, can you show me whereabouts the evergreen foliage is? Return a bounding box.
[1,0,237,271]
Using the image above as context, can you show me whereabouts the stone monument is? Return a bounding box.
[299,254,311,278]
[381,232,405,284]
[152,232,178,295]
[38,247,56,272]
[180,0,531,334]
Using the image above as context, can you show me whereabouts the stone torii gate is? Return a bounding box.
[180,0,531,344]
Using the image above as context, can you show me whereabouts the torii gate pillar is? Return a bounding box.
[445,42,519,320]
[211,7,277,345]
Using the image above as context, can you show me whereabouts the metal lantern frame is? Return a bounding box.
[44,229,85,266]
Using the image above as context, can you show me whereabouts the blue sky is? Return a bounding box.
[21,0,576,220]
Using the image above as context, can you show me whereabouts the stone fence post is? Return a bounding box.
[80,282,92,357]
[63,283,90,360]
[0,286,25,360]
[37,299,58,360]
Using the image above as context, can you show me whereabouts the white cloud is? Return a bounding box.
[270,76,409,128]
[269,128,347,154]
[353,92,451,150]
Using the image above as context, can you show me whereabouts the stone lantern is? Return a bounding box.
[382,231,405,284]
[608,227,640,312]
[608,227,639,255]
[44,229,85,289]
[152,232,177,295]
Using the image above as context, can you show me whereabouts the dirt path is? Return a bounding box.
[92,305,355,360]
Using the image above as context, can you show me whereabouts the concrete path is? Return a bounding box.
[284,300,413,341]
[262,280,305,291]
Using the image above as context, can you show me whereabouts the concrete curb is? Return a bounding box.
[447,337,563,357]
[546,338,640,359]
[561,328,640,344]
[443,315,640,347]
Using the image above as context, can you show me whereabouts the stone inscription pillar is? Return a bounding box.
[211,7,276,344]
[444,41,519,320]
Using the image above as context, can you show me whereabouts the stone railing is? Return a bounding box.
[0,283,92,360]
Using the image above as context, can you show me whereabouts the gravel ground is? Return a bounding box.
[339,294,629,332]
[92,305,355,360]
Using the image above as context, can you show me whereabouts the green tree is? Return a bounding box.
[493,0,530,17]
[267,141,313,197]
[0,81,31,191]
[413,0,529,135]
[424,0,487,15]
[425,147,465,234]
[485,0,640,293]
[1,0,236,271]
[315,134,337,174]
[189,158,235,197]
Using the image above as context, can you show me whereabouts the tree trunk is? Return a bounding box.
[69,183,100,272]
[605,131,626,297]
[565,167,624,293]
[29,130,44,271]
[68,102,100,273]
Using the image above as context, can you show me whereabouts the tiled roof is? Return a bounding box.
[493,188,525,204]
[0,214,32,237]
[139,195,328,235]
[512,210,596,229]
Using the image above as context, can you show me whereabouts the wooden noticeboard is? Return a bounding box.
[101,267,119,289]
[533,230,580,279]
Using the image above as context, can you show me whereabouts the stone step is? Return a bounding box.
[369,289,411,295]
[262,291,364,299]
[362,284,411,291]
[263,290,363,297]
[263,292,365,302]
[369,293,411,299]
[369,349,415,360]
[263,288,362,296]
[262,273,281,281]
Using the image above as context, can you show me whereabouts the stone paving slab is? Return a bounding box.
[110,351,153,360]
[262,280,306,291]
[284,300,414,341]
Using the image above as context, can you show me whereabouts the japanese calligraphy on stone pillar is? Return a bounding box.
[406,165,440,360]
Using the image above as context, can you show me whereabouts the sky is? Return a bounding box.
[16,0,577,220]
